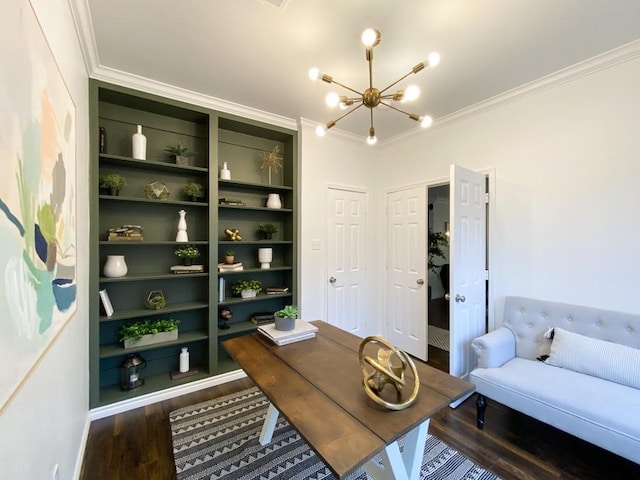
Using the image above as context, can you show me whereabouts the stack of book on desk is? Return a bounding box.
[258,319,318,346]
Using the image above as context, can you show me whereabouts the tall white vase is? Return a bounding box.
[266,193,282,209]
[176,209,188,242]
[258,248,273,269]
[132,125,147,160]
[104,255,128,277]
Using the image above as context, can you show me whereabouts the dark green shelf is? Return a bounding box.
[218,320,257,336]
[100,240,209,246]
[218,240,292,245]
[99,195,209,207]
[100,272,209,283]
[99,329,209,359]
[218,204,292,213]
[219,179,292,193]
[99,301,209,322]
[219,292,292,306]
[217,266,292,276]
[100,153,209,174]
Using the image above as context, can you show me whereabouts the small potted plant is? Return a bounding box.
[231,279,262,298]
[119,318,180,348]
[164,142,197,166]
[225,249,235,264]
[274,305,298,331]
[183,182,205,201]
[99,173,127,196]
[257,223,279,240]
[174,245,200,266]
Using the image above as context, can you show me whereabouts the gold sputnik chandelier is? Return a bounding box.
[309,28,440,145]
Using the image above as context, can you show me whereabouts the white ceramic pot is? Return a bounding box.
[104,255,128,277]
[241,289,257,298]
[258,247,272,269]
[266,193,282,209]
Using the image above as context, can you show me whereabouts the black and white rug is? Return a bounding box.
[428,325,450,351]
[170,387,499,480]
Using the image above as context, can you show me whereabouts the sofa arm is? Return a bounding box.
[471,327,516,368]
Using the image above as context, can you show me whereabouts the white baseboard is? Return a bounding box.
[72,415,92,480]
[89,369,247,421]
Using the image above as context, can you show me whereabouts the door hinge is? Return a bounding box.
[485,269,489,281]
[485,192,489,204]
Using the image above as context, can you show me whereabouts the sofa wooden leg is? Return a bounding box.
[476,394,486,429]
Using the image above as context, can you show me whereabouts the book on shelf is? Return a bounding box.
[99,289,114,317]
[107,235,143,242]
[218,277,225,302]
[258,320,319,346]
[218,198,246,206]
[266,286,289,294]
[171,264,205,274]
[251,312,275,325]
[218,262,243,271]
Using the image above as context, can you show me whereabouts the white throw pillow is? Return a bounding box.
[546,327,640,389]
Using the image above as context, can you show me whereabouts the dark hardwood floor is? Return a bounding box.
[80,350,639,479]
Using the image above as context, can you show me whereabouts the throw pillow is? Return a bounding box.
[546,327,640,389]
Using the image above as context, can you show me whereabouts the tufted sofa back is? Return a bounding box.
[502,296,640,361]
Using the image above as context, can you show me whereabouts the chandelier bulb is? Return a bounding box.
[403,85,420,102]
[316,125,327,137]
[308,67,320,81]
[367,135,378,145]
[420,115,433,128]
[427,52,441,67]
[326,92,340,108]
[361,28,381,48]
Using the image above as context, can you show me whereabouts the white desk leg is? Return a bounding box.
[362,418,430,480]
[259,402,280,445]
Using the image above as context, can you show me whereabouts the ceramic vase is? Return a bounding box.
[258,247,273,269]
[132,125,147,160]
[176,209,188,242]
[220,162,231,180]
[104,255,128,278]
[266,193,282,209]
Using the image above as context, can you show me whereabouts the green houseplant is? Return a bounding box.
[274,305,298,331]
[257,223,278,240]
[99,173,127,195]
[231,279,262,298]
[119,318,180,348]
[165,142,197,166]
[428,228,449,274]
[174,245,200,265]
[225,249,235,264]
[183,182,205,201]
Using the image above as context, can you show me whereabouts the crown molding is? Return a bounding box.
[299,118,365,145]
[68,0,99,73]
[384,39,640,148]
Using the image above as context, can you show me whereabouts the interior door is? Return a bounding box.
[385,186,428,360]
[327,187,367,335]
[449,165,487,382]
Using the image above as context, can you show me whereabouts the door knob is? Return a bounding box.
[444,293,451,301]
[329,277,336,283]
[417,278,424,285]
[455,294,466,303]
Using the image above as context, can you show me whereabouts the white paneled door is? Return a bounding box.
[449,165,487,383]
[386,186,428,361]
[327,187,367,335]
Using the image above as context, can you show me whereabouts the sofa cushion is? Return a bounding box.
[546,327,640,389]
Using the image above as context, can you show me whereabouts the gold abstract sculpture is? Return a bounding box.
[359,336,419,411]
[259,145,283,184]
[224,228,242,241]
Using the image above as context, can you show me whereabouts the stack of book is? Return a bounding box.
[218,198,246,206]
[107,224,143,242]
[218,262,243,272]
[251,312,275,325]
[171,264,205,274]
[258,319,318,346]
[266,286,289,295]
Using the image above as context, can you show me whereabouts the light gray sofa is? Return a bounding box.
[470,296,640,464]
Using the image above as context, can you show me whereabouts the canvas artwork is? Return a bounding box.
[0,0,77,412]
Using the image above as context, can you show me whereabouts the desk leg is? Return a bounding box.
[362,418,430,480]
[259,402,280,445]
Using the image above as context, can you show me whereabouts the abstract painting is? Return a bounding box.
[0,0,77,413]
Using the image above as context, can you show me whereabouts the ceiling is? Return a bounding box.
[84,0,640,142]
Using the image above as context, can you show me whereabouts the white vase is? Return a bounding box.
[266,193,282,209]
[220,162,231,180]
[176,209,188,242]
[104,255,128,278]
[258,247,273,269]
[241,289,257,299]
[132,125,147,160]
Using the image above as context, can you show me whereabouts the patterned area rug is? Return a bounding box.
[429,325,450,351]
[170,387,499,480]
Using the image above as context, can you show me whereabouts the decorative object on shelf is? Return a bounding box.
[145,290,167,310]
[176,209,188,242]
[258,247,273,269]
[179,347,189,373]
[107,224,143,242]
[99,127,106,153]
[99,289,114,317]
[132,124,147,160]
[231,279,262,298]
[259,145,283,185]
[145,181,170,200]
[218,197,245,206]
[428,228,449,274]
[225,249,235,264]
[119,318,180,349]
[99,173,126,196]
[219,307,232,330]
[274,305,298,331]
[103,255,128,278]
[164,142,197,166]
[174,245,200,266]
[220,161,231,180]
[183,182,205,202]
[224,228,242,241]
[310,28,439,145]
[358,335,420,411]
[266,193,282,209]
[257,223,278,240]
[120,353,146,391]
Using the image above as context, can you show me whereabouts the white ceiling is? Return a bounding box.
[84,0,640,142]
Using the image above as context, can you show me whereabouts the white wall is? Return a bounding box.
[0,1,90,479]
[377,54,640,320]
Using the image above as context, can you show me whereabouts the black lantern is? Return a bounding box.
[120,353,146,391]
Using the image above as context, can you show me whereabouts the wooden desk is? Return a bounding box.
[222,320,474,479]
